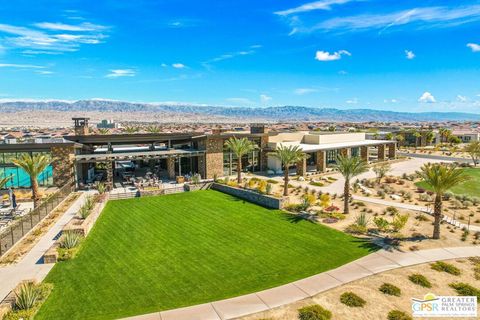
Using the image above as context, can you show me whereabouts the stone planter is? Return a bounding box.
[184,182,212,192]
[211,183,284,209]
[43,243,59,264]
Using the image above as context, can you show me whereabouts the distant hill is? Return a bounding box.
[0,100,479,122]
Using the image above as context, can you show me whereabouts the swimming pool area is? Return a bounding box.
[0,165,53,188]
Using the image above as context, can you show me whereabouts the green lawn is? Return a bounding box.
[415,168,480,197]
[37,190,376,320]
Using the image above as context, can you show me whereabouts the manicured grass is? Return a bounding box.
[415,168,480,197]
[37,190,376,320]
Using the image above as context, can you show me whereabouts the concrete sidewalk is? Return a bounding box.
[0,191,92,302]
[125,246,480,320]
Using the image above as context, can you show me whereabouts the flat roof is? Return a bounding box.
[278,139,394,152]
[75,148,205,163]
[0,142,83,152]
[64,133,204,145]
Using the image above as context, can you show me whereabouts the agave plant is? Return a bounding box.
[59,231,82,249]
[97,182,106,194]
[84,195,95,211]
[14,282,40,310]
[78,205,91,219]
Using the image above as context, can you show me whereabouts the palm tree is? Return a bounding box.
[464,141,480,166]
[395,134,404,149]
[13,154,52,208]
[146,125,161,133]
[123,125,139,134]
[417,164,469,239]
[273,145,306,196]
[335,155,368,214]
[0,174,11,189]
[439,128,452,143]
[224,137,257,184]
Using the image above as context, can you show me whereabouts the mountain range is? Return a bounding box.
[1,99,479,122]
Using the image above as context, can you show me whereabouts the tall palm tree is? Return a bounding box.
[224,137,257,184]
[273,145,306,196]
[97,128,110,135]
[335,155,368,214]
[146,125,161,133]
[13,154,52,208]
[417,163,469,239]
[123,125,139,134]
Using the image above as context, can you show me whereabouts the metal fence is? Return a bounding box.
[109,186,185,201]
[0,181,75,257]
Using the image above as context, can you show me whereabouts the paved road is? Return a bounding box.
[398,152,473,164]
[0,192,92,302]
[125,246,480,320]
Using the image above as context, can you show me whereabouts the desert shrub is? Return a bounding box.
[345,224,367,234]
[415,213,429,221]
[404,192,412,200]
[57,247,79,261]
[303,194,316,206]
[377,190,385,198]
[408,274,432,288]
[4,282,53,320]
[419,193,433,202]
[78,205,91,219]
[373,217,390,232]
[468,257,480,280]
[379,283,401,296]
[298,305,332,320]
[449,283,480,299]
[452,199,463,209]
[463,201,473,208]
[257,180,267,194]
[285,203,307,213]
[391,214,409,232]
[355,212,369,228]
[431,261,461,275]
[472,197,480,205]
[461,229,470,242]
[84,195,95,211]
[319,194,331,208]
[266,179,278,184]
[248,179,256,188]
[265,183,273,195]
[385,206,399,215]
[59,231,82,249]
[310,181,324,187]
[387,310,412,320]
[443,191,453,200]
[340,292,366,307]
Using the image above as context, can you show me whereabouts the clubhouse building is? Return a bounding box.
[0,118,396,189]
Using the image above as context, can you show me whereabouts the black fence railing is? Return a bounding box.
[0,181,75,257]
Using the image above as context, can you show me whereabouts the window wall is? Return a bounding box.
[223,150,260,175]
[326,150,338,165]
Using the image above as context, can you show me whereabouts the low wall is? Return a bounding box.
[64,195,108,237]
[211,183,284,209]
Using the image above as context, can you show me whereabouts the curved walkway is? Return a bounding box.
[125,246,480,320]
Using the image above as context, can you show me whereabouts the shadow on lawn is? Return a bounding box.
[350,238,380,253]
[282,212,318,224]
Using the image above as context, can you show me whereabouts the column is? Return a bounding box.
[51,146,75,187]
[167,157,175,179]
[377,144,386,161]
[360,146,369,161]
[296,157,306,177]
[178,157,182,176]
[340,148,349,157]
[106,161,113,190]
[388,143,396,159]
[316,150,326,172]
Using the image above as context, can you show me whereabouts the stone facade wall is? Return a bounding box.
[166,157,175,179]
[316,150,326,172]
[259,135,269,171]
[296,157,306,176]
[51,146,75,187]
[361,146,369,161]
[377,144,386,161]
[388,143,396,159]
[211,183,284,209]
[204,137,224,179]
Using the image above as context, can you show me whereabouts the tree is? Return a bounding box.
[426,131,435,145]
[385,132,394,141]
[272,145,306,196]
[335,155,368,214]
[413,131,421,147]
[0,174,11,190]
[224,137,257,184]
[146,125,161,133]
[372,162,391,183]
[395,134,405,149]
[13,154,52,208]
[123,125,139,134]
[439,128,452,143]
[416,164,469,239]
[464,141,480,166]
[448,135,461,145]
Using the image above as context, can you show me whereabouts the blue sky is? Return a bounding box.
[0,0,480,113]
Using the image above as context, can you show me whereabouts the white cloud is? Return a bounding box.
[275,0,359,16]
[295,5,480,34]
[457,95,467,102]
[467,43,480,52]
[384,99,398,103]
[160,63,168,67]
[106,69,136,78]
[0,21,108,54]
[172,63,186,69]
[418,91,436,103]
[226,97,254,105]
[338,70,348,75]
[346,98,358,104]
[294,88,318,95]
[0,63,45,69]
[202,45,261,68]
[315,50,351,61]
[33,22,107,32]
[260,94,272,104]
[405,50,415,59]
